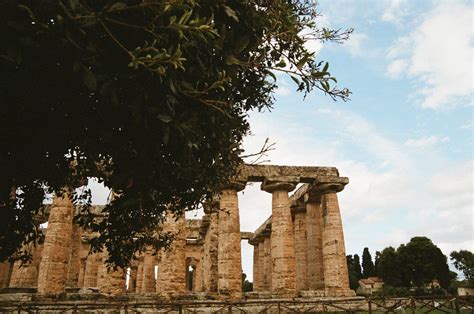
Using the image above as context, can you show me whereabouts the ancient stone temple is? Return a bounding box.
[0,164,355,300]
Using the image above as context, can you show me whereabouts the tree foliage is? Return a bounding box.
[377,237,452,289]
[0,0,352,266]
[362,247,375,278]
[450,250,474,284]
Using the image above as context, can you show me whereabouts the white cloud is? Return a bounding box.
[386,1,474,109]
[460,120,473,129]
[344,33,368,57]
[404,135,450,148]
[381,0,410,25]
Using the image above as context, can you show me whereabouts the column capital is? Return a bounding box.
[220,180,246,192]
[315,182,346,194]
[261,176,299,193]
[203,194,220,214]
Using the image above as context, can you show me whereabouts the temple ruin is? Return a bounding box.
[0,164,355,300]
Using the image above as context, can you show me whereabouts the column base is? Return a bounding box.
[325,288,356,297]
[299,290,326,298]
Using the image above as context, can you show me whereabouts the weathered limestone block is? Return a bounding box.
[157,212,187,298]
[141,248,156,293]
[305,194,325,290]
[261,179,297,296]
[293,207,308,291]
[218,182,245,300]
[319,186,354,297]
[37,192,74,294]
[96,251,125,295]
[202,211,218,293]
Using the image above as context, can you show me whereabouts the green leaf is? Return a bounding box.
[82,67,96,91]
[323,62,329,73]
[225,55,240,65]
[158,115,172,123]
[108,2,128,11]
[290,75,300,86]
[296,54,311,70]
[223,5,239,22]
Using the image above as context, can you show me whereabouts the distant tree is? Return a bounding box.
[374,250,381,276]
[242,273,253,292]
[377,246,403,287]
[450,250,474,284]
[362,247,375,278]
[346,255,359,290]
[354,254,362,279]
[397,237,451,288]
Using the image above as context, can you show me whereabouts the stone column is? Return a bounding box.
[77,257,87,287]
[257,239,266,291]
[141,248,156,293]
[135,256,144,293]
[83,251,100,288]
[128,265,138,292]
[292,205,308,292]
[262,236,272,291]
[0,262,12,288]
[201,207,219,293]
[317,182,354,297]
[261,178,298,296]
[67,223,83,288]
[157,212,187,298]
[305,191,325,291]
[217,181,245,300]
[252,242,260,291]
[96,251,125,295]
[37,191,74,294]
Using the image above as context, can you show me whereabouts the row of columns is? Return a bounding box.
[251,181,354,297]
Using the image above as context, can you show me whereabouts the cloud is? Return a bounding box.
[344,33,368,57]
[404,135,450,148]
[460,120,472,129]
[381,0,410,25]
[386,1,473,109]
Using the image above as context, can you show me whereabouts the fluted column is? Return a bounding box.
[96,251,125,295]
[257,240,266,291]
[0,262,12,288]
[317,182,354,297]
[292,205,308,291]
[9,242,43,288]
[37,191,74,294]
[305,192,325,290]
[261,178,298,296]
[67,224,83,288]
[252,242,260,291]
[83,252,101,288]
[262,236,272,291]
[157,212,187,298]
[217,181,245,300]
[201,203,219,293]
[141,248,156,293]
[135,256,144,293]
[128,265,138,292]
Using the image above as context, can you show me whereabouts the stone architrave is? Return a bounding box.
[157,212,187,298]
[217,181,245,300]
[37,192,75,294]
[305,192,325,290]
[261,178,298,296]
[141,248,156,293]
[252,241,260,291]
[318,183,354,297]
[293,206,308,291]
[96,251,125,295]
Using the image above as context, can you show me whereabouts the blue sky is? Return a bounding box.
[89,0,473,281]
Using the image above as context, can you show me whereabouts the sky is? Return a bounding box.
[88,0,473,281]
